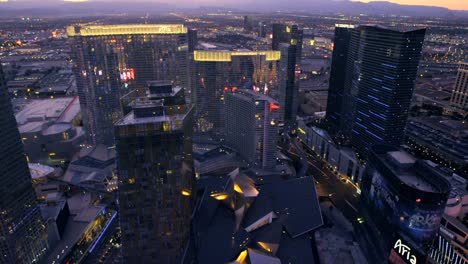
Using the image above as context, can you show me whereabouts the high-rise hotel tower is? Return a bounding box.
[68,24,193,145]
[0,64,49,263]
[115,82,195,263]
[325,25,426,157]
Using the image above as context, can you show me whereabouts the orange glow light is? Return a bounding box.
[269,102,280,112]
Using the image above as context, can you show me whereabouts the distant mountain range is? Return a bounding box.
[0,0,466,18]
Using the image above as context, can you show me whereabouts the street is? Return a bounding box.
[288,136,361,223]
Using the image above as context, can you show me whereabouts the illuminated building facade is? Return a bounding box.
[428,210,468,264]
[225,90,280,169]
[272,24,303,128]
[68,24,191,145]
[0,64,49,263]
[329,26,426,155]
[192,50,280,133]
[450,62,468,112]
[115,85,195,263]
[360,146,451,263]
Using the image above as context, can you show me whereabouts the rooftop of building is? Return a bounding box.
[194,45,281,62]
[115,99,191,128]
[15,96,80,125]
[231,89,279,104]
[70,144,116,169]
[146,82,183,99]
[42,123,72,136]
[408,117,468,138]
[358,24,426,33]
[42,193,108,264]
[188,169,322,263]
[406,117,468,162]
[375,148,451,194]
[60,145,116,190]
[424,160,468,200]
[67,24,188,37]
[29,163,55,179]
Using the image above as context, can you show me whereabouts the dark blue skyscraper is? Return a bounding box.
[273,24,303,129]
[349,26,426,155]
[325,25,355,136]
[0,65,49,263]
[326,25,425,156]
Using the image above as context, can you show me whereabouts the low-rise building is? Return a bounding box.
[62,144,117,193]
[185,168,323,263]
[29,163,62,200]
[427,162,468,264]
[298,119,364,183]
[15,97,84,165]
[41,193,116,264]
[405,117,468,178]
[359,146,451,263]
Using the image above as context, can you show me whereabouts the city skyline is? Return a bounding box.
[0,0,467,11]
[0,6,466,264]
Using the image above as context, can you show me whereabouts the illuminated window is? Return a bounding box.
[163,122,169,132]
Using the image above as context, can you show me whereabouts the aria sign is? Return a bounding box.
[392,239,417,264]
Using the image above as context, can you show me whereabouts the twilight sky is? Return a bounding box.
[66,0,467,11]
[356,0,467,11]
[5,0,468,11]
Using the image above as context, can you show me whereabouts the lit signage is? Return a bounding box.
[390,239,417,264]
[439,226,454,240]
[269,102,280,112]
[120,68,135,82]
[67,24,188,37]
[335,24,355,29]
[193,51,281,62]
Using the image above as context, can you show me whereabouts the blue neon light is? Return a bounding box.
[355,122,367,129]
[357,98,368,104]
[357,110,370,118]
[367,94,379,100]
[367,130,383,140]
[352,129,360,134]
[381,63,397,69]
[383,75,395,80]
[371,77,382,82]
[11,206,39,233]
[89,211,118,253]
[381,86,393,91]
[369,111,387,120]
[374,100,390,107]
[371,122,385,131]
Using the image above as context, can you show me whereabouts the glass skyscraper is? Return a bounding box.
[225,89,280,169]
[349,26,426,156]
[272,24,303,129]
[325,24,355,136]
[192,50,280,133]
[68,24,191,145]
[0,64,49,263]
[115,84,195,263]
[325,25,425,156]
